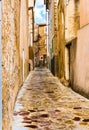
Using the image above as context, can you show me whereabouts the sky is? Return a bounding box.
[34,0,46,24]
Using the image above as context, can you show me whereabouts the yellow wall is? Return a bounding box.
[2,0,29,129]
[38,25,47,58]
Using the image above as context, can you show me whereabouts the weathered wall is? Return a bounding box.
[65,0,80,85]
[38,24,47,59]
[2,1,20,129]
[65,0,80,41]
[28,1,35,70]
[34,24,39,66]
[52,0,58,76]
[80,0,89,27]
[2,0,29,130]
[57,0,65,79]
[48,0,54,70]
[69,39,77,86]
[28,0,35,7]
[74,24,89,98]
[20,0,29,81]
[70,0,89,98]
[48,0,58,75]
[28,8,34,46]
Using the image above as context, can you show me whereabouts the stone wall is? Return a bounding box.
[66,0,80,41]
[48,0,54,53]
[69,39,77,87]
[64,0,80,84]
[48,0,54,69]
[38,24,47,59]
[2,0,29,130]
[20,0,29,81]
[57,0,65,79]
[48,0,58,75]
[52,0,58,76]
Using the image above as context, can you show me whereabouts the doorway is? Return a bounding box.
[65,43,71,81]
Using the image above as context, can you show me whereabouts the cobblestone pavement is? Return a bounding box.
[12,68,89,130]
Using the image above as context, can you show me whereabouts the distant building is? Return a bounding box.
[38,24,47,67]
[44,0,58,75]
[34,23,47,67]
[28,0,36,70]
[34,24,39,66]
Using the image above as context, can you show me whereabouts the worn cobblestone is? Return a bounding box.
[12,68,89,130]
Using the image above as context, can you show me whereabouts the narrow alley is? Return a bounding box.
[12,68,89,130]
[2,0,89,130]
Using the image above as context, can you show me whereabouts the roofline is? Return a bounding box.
[38,23,47,26]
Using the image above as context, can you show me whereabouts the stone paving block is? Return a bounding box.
[12,68,89,130]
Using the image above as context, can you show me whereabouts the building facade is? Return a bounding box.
[2,1,21,129]
[38,24,47,67]
[74,0,89,98]
[65,0,80,84]
[34,24,39,67]
[2,0,35,129]
[57,0,65,80]
[47,0,89,98]
[28,0,35,70]
[44,0,58,75]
